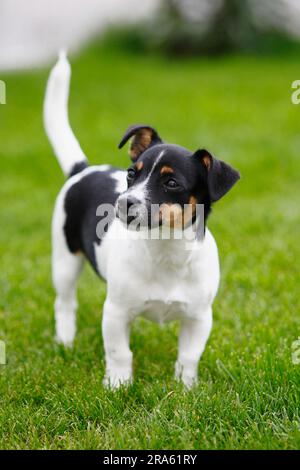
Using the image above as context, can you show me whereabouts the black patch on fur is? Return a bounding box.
[69,161,89,177]
[193,149,240,202]
[64,168,123,274]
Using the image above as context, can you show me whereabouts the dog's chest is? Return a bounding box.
[131,260,215,322]
[122,251,212,323]
[96,221,219,323]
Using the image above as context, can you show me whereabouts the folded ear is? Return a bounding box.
[194,149,240,202]
[118,124,162,161]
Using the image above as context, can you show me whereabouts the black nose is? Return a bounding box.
[117,196,140,218]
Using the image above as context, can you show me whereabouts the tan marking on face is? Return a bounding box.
[160,165,174,176]
[202,154,211,170]
[159,196,198,230]
[188,195,197,211]
[135,161,144,171]
[183,195,198,227]
[159,203,183,229]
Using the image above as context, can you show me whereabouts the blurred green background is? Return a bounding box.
[0,0,300,450]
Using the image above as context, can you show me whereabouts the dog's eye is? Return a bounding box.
[127,168,136,182]
[164,178,179,190]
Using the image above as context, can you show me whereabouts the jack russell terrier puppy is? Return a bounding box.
[44,52,240,389]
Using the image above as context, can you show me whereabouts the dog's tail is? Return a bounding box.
[43,50,88,177]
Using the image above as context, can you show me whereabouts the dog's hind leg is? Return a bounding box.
[52,193,84,347]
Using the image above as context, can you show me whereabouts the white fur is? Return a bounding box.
[95,220,219,388]
[111,170,128,194]
[44,51,87,176]
[47,54,220,389]
[52,182,83,346]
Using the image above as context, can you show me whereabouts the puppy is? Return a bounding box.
[44,52,240,388]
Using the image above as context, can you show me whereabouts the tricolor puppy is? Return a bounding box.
[44,53,240,388]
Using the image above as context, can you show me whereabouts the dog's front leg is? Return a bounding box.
[102,299,133,389]
[175,308,212,388]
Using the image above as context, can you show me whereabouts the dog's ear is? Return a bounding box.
[194,149,240,202]
[118,124,162,161]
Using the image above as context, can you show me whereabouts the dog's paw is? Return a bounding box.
[180,374,198,389]
[175,361,198,389]
[55,312,76,347]
[55,331,75,348]
[103,369,132,390]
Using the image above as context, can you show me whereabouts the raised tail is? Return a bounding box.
[43,51,88,177]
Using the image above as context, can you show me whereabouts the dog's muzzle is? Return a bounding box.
[116,195,148,228]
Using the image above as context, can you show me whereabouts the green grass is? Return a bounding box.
[0,42,300,449]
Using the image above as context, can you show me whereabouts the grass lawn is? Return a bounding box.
[0,42,300,449]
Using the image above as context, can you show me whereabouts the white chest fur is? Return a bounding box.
[95,220,220,323]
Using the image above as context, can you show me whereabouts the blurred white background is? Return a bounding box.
[0,0,159,71]
[1,0,300,71]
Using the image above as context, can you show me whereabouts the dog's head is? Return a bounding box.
[116,124,240,230]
